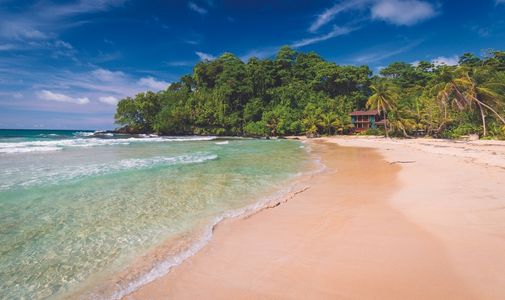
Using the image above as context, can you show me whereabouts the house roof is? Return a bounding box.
[349,110,379,116]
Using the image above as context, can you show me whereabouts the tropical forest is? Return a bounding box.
[114,46,505,139]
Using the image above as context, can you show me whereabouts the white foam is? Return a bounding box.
[0,153,218,191]
[0,146,63,154]
[215,141,229,145]
[0,136,218,154]
[73,131,95,137]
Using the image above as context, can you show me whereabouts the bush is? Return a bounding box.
[244,121,268,137]
[444,123,480,139]
[357,128,384,136]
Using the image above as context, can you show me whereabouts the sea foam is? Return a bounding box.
[0,136,217,154]
[0,153,218,191]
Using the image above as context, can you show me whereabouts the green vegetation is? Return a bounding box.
[114,47,505,139]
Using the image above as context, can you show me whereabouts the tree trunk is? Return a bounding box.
[471,96,505,125]
[478,104,487,136]
[384,110,389,138]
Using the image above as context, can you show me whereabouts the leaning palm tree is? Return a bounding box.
[366,80,399,138]
[388,112,417,137]
[434,66,505,136]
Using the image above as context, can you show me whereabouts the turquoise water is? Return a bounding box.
[0,130,309,299]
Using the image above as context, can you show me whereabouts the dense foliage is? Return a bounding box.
[115,47,505,139]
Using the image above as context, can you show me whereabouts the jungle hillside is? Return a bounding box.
[114,46,505,139]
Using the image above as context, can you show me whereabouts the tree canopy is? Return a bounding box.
[114,47,505,139]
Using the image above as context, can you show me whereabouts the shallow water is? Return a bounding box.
[0,130,309,299]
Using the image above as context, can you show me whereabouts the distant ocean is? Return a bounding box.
[0,129,310,299]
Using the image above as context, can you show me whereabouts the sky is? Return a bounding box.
[0,0,504,130]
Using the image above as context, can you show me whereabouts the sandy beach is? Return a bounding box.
[124,137,505,300]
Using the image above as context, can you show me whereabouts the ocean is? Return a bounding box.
[0,129,310,299]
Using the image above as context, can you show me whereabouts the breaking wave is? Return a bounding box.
[0,136,217,154]
[0,153,218,190]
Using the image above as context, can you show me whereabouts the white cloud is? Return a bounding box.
[0,44,15,51]
[188,2,208,15]
[371,0,436,25]
[91,68,125,81]
[309,0,437,33]
[99,96,119,105]
[53,40,73,49]
[352,40,423,63]
[0,21,48,40]
[411,60,420,67]
[137,77,170,91]
[37,90,90,105]
[240,47,279,61]
[47,0,128,17]
[165,60,194,67]
[240,25,357,61]
[0,0,126,43]
[432,55,459,66]
[195,51,216,61]
[309,0,367,32]
[292,26,356,48]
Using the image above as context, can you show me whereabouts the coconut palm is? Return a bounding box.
[318,113,338,135]
[332,115,353,134]
[366,80,399,138]
[388,111,417,137]
[434,66,505,136]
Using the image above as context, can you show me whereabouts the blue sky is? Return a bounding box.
[0,0,504,130]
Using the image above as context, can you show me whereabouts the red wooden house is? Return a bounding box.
[350,110,386,133]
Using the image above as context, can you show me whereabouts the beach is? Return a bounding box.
[125,137,505,299]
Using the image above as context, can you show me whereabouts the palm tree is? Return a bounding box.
[435,66,505,136]
[302,114,319,137]
[366,80,399,138]
[388,111,417,137]
[319,113,337,135]
[332,115,353,135]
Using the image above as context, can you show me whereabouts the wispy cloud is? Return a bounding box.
[292,26,356,48]
[137,77,170,90]
[37,90,90,105]
[0,0,126,43]
[164,60,194,67]
[241,25,358,61]
[309,0,367,32]
[195,51,216,60]
[352,39,423,64]
[188,2,208,15]
[240,47,279,61]
[0,43,15,51]
[309,0,438,33]
[40,0,128,17]
[371,0,437,26]
[496,0,505,5]
[91,68,125,81]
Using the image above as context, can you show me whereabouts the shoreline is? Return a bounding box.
[122,137,505,299]
[74,140,320,300]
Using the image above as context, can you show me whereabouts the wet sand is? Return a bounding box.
[124,139,505,299]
